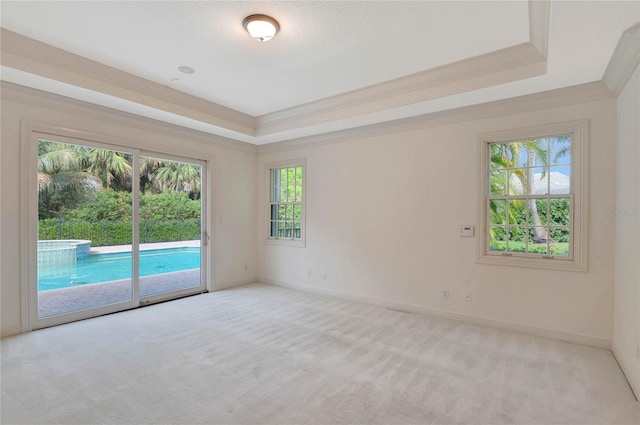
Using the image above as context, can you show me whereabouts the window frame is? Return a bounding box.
[477,120,589,272]
[264,158,306,247]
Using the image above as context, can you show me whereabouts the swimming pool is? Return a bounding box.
[38,247,200,292]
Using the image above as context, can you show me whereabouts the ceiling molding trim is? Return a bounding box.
[256,43,546,136]
[602,22,640,96]
[1,81,258,155]
[528,0,551,58]
[0,28,256,137]
[257,81,613,155]
[0,66,258,144]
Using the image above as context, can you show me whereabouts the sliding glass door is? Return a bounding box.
[138,154,204,301]
[37,139,137,320]
[32,133,207,327]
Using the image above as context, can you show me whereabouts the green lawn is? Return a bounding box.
[490,241,569,256]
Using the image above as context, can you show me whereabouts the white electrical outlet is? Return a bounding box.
[464,292,472,302]
[322,272,328,281]
[306,270,312,278]
[443,290,449,300]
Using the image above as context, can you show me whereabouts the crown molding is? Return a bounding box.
[256,42,546,137]
[257,81,613,155]
[256,0,551,138]
[602,22,640,96]
[0,1,569,148]
[0,28,256,137]
[1,14,550,146]
[1,81,258,154]
[529,0,551,58]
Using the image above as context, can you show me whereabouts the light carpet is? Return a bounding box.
[1,283,639,424]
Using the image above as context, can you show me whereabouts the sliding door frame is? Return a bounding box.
[20,121,212,331]
[137,150,208,306]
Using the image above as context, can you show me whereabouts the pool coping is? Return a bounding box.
[90,240,200,254]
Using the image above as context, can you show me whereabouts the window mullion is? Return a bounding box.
[546,195,552,257]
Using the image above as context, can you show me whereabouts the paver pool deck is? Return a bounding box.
[38,241,203,318]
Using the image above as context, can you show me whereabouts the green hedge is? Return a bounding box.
[489,241,569,255]
[39,219,200,246]
[63,190,201,221]
[139,219,201,243]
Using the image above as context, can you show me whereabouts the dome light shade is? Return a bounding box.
[243,14,280,42]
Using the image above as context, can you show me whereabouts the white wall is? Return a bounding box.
[0,85,257,337]
[0,78,630,364]
[613,64,640,398]
[257,98,618,347]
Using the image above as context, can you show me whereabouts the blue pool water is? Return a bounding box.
[38,247,200,292]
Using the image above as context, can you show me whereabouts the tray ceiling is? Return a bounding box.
[1,1,639,145]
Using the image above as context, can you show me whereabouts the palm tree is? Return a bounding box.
[37,141,102,193]
[80,148,132,190]
[552,136,571,163]
[152,161,201,196]
[525,141,549,243]
[37,141,103,219]
[489,140,549,243]
[139,157,163,193]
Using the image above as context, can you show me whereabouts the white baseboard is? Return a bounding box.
[612,341,640,401]
[259,278,612,350]
[213,277,257,291]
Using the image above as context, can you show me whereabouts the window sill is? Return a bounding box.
[265,238,306,248]
[477,253,587,272]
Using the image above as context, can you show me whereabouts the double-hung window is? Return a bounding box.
[478,121,588,271]
[266,159,305,247]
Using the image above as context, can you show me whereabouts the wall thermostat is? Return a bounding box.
[459,225,475,237]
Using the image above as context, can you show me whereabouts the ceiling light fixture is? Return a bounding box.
[243,14,280,42]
